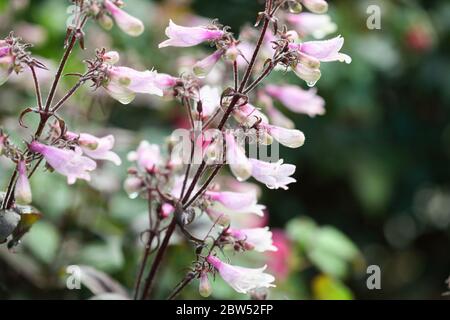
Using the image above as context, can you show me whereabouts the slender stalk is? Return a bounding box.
[29,65,43,110]
[167,273,195,300]
[243,63,274,94]
[140,218,177,299]
[44,16,87,113]
[238,0,273,92]
[51,78,86,113]
[183,164,222,209]
[1,170,17,210]
[133,190,154,299]
[233,61,238,91]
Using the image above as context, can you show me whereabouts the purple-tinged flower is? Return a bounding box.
[301,0,329,14]
[66,132,121,166]
[193,49,224,78]
[291,36,352,64]
[286,13,337,39]
[15,161,32,205]
[225,133,252,182]
[0,42,14,86]
[29,141,97,185]
[104,67,176,104]
[249,159,296,190]
[199,273,212,298]
[205,191,257,211]
[127,141,161,173]
[260,123,305,149]
[104,0,144,37]
[159,203,175,219]
[265,84,326,117]
[206,255,275,294]
[159,20,225,48]
[228,227,278,252]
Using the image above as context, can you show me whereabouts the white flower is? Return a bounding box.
[229,227,278,252]
[250,159,296,190]
[207,255,275,294]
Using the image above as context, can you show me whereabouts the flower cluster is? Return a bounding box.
[121,0,351,299]
[0,0,145,248]
[1,0,351,299]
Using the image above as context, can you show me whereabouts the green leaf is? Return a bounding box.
[23,221,60,264]
[312,274,354,300]
[79,237,124,273]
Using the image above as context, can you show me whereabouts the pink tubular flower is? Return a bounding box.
[104,0,144,37]
[301,0,329,14]
[29,141,96,185]
[250,159,296,190]
[286,13,337,39]
[293,36,352,64]
[65,132,121,166]
[15,160,32,205]
[193,49,224,78]
[265,84,326,117]
[261,123,305,149]
[104,67,176,104]
[205,191,257,211]
[199,273,212,297]
[206,255,275,294]
[225,133,252,182]
[229,227,277,252]
[0,42,14,86]
[159,20,225,48]
[127,141,161,173]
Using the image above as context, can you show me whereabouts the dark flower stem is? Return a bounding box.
[29,65,43,110]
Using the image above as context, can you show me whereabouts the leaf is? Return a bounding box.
[79,237,124,272]
[0,210,21,244]
[23,221,60,264]
[8,205,42,249]
[312,274,354,300]
[77,265,129,298]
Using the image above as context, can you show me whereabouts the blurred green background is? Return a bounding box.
[0,0,449,299]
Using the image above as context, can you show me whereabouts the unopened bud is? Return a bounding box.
[199,273,212,297]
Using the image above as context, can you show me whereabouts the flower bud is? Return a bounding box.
[98,14,114,31]
[288,0,303,14]
[159,203,175,219]
[104,0,145,37]
[103,51,120,65]
[14,161,32,205]
[124,176,143,199]
[199,273,212,298]
[302,0,328,14]
[193,49,224,78]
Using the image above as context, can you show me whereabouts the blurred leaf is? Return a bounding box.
[23,221,60,264]
[312,274,353,300]
[79,237,124,273]
[0,210,21,244]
